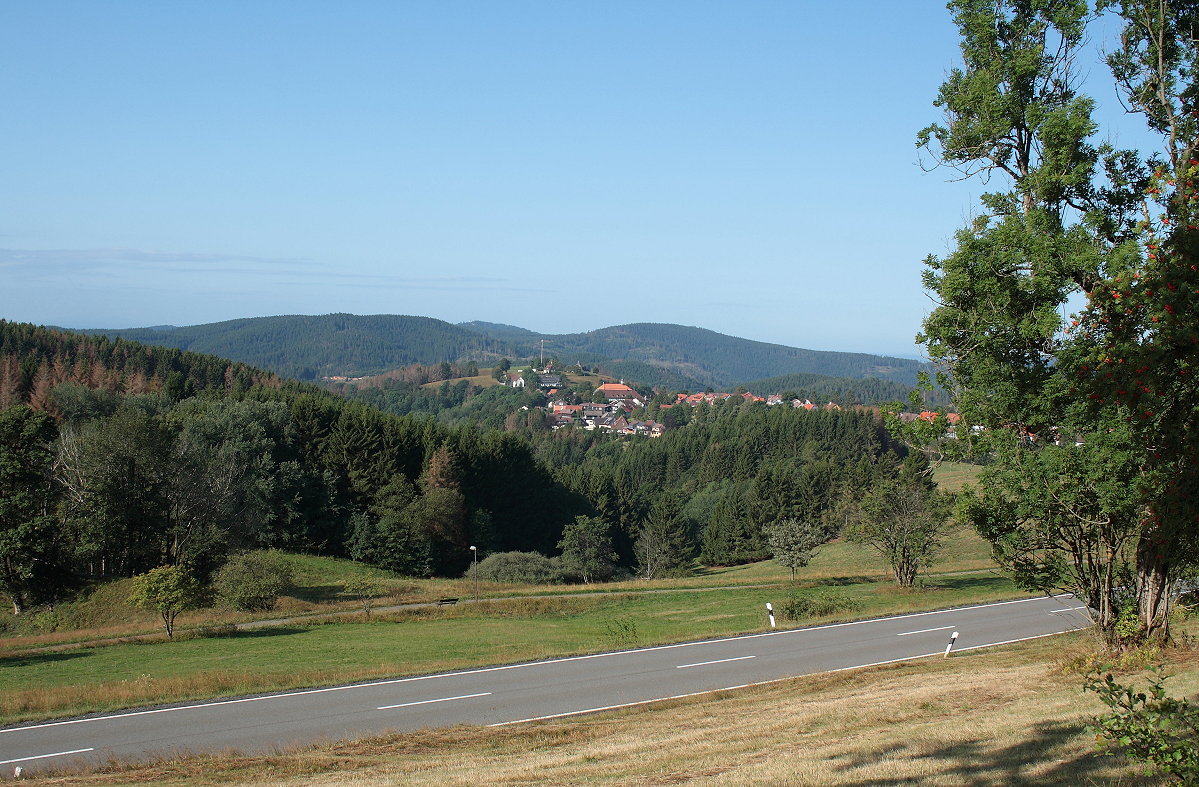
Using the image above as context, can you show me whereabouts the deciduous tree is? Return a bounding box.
[213,550,294,612]
[558,515,617,583]
[764,517,826,580]
[128,565,202,640]
[846,459,953,587]
[918,0,1199,645]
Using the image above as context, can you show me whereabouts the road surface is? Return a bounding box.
[0,594,1090,775]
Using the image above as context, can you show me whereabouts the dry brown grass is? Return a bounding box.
[23,633,1187,786]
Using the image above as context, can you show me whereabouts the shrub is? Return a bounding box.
[471,551,562,584]
[1086,665,1199,781]
[342,576,385,618]
[776,591,860,621]
[213,551,294,612]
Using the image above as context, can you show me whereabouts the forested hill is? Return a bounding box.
[457,321,538,340]
[0,319,594,606]
[738,372,950,408]
[0,318,912,610]
[72,314,927,391]
[75,314,510,381]
[517,323,926,389]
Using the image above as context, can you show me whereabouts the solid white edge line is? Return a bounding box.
[1048,606,1088,614]
[487,688,748,727]
[0,747,95,765]
[895,625,954,637]
[677,655,756,669]
[1,593,1079,736]
[377,692,491,710]
[489,627,1087,728]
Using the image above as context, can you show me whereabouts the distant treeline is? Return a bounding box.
[505,323,928,389]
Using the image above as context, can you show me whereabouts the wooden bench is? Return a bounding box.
[436,597,459,607]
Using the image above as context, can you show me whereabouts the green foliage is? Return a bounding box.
[0,405,63,613]
[1085,666,1199,782]
[634,492,696,579]
[846,456,953,587]
[213,551,295,612]
[917,0,1199,646]
[742,372,948,408]
[341,575,385,618]
[604,617,640,647]
[472,551,563,584]
[558,515,618,584]
[957,424,1143,642]
[765,517,826,579]
[776,591,861,621]
[536,323,929,390]
[0,317,916,605]
[76,315,930,393]
[87,314,496,380]
[128,565,202,639]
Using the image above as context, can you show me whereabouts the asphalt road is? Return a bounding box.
[0,594,1091,775]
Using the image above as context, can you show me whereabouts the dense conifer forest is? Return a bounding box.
[1,320,911,613]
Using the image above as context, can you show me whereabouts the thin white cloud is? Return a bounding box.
[0,247,553,292]
[0,247,310,268]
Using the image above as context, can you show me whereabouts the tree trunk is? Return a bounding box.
[1136,530,1172,644]
[895,560,916,587]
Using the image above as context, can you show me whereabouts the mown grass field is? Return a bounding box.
[418,373,502,389]
[0,513,999,652]
[19,631,1196,786]
[932,459,984,492]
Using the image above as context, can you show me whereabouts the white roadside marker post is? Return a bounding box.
[944,630,959,658]
[766,602,776,629]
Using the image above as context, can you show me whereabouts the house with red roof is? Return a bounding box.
[595,382,640,401]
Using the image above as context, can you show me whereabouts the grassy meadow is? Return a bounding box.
[0,509,1016,726]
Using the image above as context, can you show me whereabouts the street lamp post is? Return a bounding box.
[469,545,478,602]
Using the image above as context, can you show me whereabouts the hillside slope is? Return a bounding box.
[79,314,508,380]
[76,314,928,392]
[523,323,925,389]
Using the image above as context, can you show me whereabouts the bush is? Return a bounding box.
[1086,665,1199,781]
[471,551,562,584]
[213,551,294,612]
[342,576,386,618]
[186,623,239,640]
[777,591,861,621]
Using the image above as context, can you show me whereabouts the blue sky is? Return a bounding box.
[0,2,1143,357]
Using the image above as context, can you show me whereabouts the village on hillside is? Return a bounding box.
[504,365,851,437]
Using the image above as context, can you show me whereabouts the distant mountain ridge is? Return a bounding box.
[77,314,928,392]
[523,323,922,389]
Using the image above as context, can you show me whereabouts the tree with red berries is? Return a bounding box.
[919,0,1199,648]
